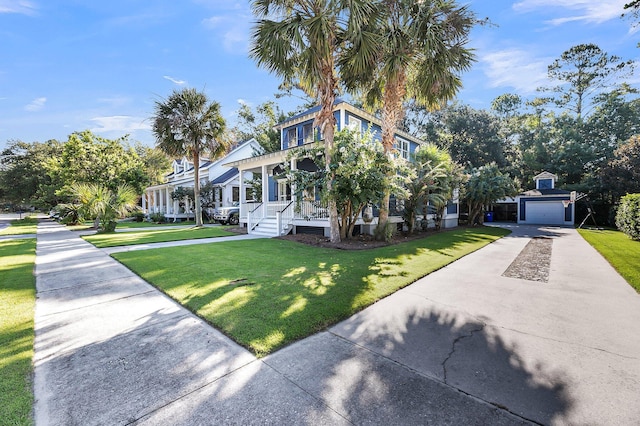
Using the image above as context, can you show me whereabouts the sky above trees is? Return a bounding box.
[0,0,637,149]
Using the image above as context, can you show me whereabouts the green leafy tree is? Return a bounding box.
[603,135,640,202]
[250,0,377,243]
[463,163,517,226]
[414,143,466,229]
[401,159,446,233]
[0,139,63,209]
[346,0,476,234]
[47,131,149,197]
[134,143,172,187]
[152,88,228,227]
[286,130,401,240]
[539,44,635,119]
[233,101,290,153]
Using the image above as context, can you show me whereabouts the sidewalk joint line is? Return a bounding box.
[37,290,157,317]
[123,359,260,425]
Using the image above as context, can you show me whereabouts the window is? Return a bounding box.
[286,128,297,148]
[245,187,254,202]
[446,201,458,215]
[395,137,409,160]
[302,123,314,144]
[347,116,361,133]
[232,186,240,202]
[537,178,553,189]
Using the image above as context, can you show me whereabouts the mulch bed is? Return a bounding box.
[277,228,446,250]
[227,223,452,250]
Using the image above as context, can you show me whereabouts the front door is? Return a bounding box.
[277,180,291,201]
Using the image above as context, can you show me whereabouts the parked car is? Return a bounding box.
[214,203,239,225]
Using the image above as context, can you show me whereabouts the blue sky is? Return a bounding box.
[1,0,637,150]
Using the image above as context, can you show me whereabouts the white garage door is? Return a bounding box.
[525,201,565,225]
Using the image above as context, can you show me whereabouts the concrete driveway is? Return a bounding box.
[33,222,640,425]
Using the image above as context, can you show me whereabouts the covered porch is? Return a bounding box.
[227,149,402,237]
[142,183,194,222]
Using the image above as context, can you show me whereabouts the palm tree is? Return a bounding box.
[152,88,228,227]
[250,0,378,243]
[347,0,476,235]
[71,182,138,232]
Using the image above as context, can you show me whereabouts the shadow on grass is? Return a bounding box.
[114,227,509,356]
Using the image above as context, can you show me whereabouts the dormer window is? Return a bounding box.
[534,171,557,190]
[538,179,553,189]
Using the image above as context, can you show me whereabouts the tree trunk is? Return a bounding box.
[376,71,407,238]
[315,59,340,243]
[193,150,203,227]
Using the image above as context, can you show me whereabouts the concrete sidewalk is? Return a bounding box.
[33,222,640,425]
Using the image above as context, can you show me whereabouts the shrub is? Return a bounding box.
[616,193,640,240]
[131,211,145,222]
[374,221,395,242]
[150,212,166,224]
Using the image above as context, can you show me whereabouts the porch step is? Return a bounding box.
[248,217,292,237]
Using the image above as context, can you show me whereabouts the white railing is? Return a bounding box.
[246,202,264,232]
[296,200,329,220]
[276,201,295,235]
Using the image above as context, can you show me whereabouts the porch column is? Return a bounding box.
[261,164,269,204]
[165,187,171,214]
[154,190,159,213]
[141,191,146,212]
[239,169,246,219]
[290,157,297,205]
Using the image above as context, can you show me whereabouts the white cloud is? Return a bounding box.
[481,49,551,93]
[0,0,37,15]
[90,115,151,133]
[202,16,224,28]
[513,0,627,25]
[201,14,251,53]
[97,96,132,108]
[25,97,46,111]
[163,75,187,85]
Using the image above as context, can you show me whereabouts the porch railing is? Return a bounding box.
[246,202,264,232]
[276,201,295,235]
[296,200,329,220]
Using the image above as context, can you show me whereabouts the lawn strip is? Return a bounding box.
[0,238,36,425]
[115,220,199,229]
[114,226,509,357]
[578,228,640,293]
[0,217,38,235]
[83,226,236,248]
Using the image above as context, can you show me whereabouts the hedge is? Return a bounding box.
[616,193,640,240]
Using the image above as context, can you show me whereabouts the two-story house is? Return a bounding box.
[224,100,459,237]
[142,138,261,221]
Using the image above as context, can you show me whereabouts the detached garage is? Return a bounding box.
[516,172,574,226]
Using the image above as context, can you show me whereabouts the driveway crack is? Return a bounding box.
[442,324,485,384]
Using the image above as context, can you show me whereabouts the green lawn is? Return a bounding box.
[578,228,640,293]
[83,226,236,248]
[115,220,199,228]
[114,226,510,356]
[0,217,38,236]
[0,238,36,425]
